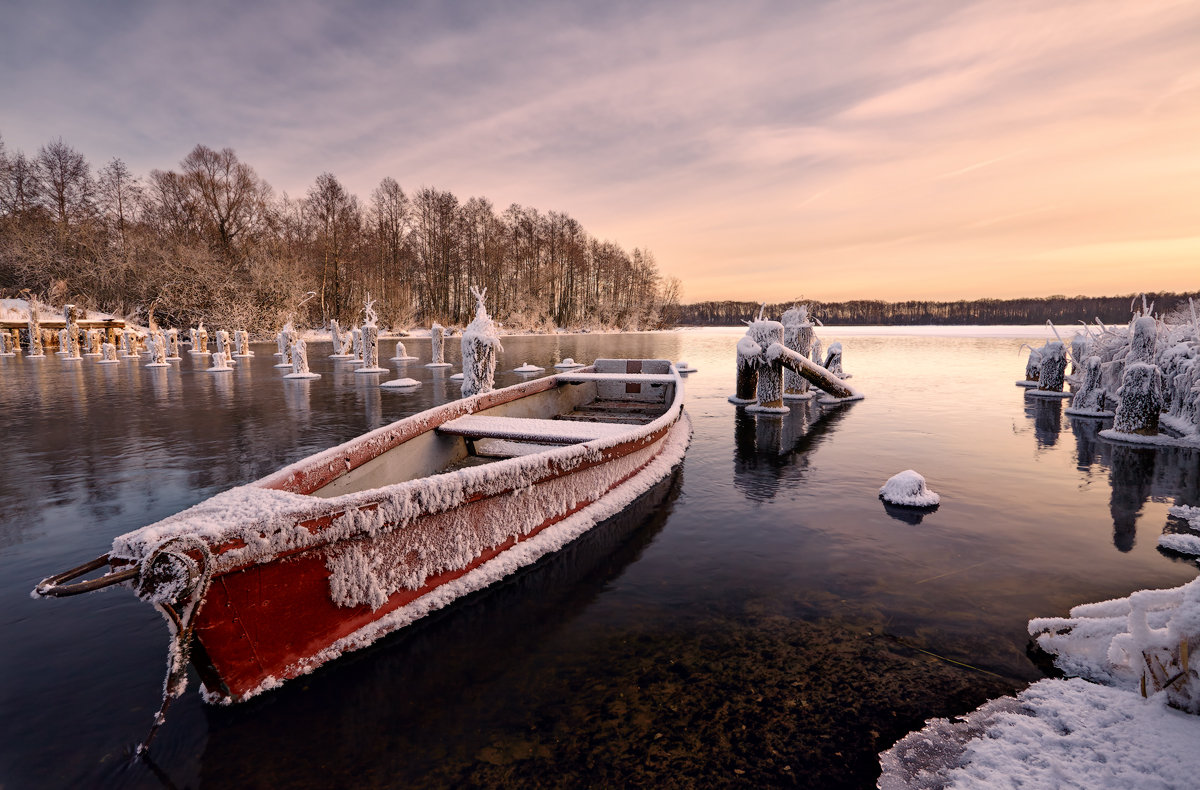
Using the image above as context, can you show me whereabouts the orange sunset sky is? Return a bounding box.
[3,0,1198,302]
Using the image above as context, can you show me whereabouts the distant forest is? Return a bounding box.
[678,293,1200,326]
[0,136,678,332]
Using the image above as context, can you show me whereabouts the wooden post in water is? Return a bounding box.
[781,306,814,400]
[746,317,787,414]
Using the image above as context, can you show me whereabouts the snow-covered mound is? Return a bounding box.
[381,378,420,389]
[1160,505,1200,555]
[879,678,1200,790]
[879,470,940,507]
[554,358,584,369]
[1029,576,1200,713]
[513,362,544,373]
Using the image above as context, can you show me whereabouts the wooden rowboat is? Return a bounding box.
[35,359,690,712]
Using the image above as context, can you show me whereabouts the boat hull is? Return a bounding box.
[194,413,690,702]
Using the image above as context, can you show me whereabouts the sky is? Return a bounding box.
[2,0,1199,302]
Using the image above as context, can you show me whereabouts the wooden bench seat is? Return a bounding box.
[555,372,677,384]
[437,414,631,444]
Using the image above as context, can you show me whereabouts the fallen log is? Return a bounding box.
[767,342,862,401]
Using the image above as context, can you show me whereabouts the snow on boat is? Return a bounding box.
[35,359,690,709]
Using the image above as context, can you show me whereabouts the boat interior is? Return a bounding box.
[309,360,678,498]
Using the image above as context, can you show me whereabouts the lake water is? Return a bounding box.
[1,328,1197,789]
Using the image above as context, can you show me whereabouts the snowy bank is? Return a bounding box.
[879,678,1200,790]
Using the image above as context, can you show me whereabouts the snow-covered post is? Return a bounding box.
[274,323,294,368]
[392,339,416,361]
[215,330,232,363]
[145,332,169,367]
[233,329,252,357]
[189,327,198,351]
[329,319,341,354]
[356,297,388,373]
[732,335,761,404]
[166,329,181,360]
[1127,315,1157,365]
[284,338,321,379]
[781,305,814,399]
[63,304,81,358]
[1024,346,1043,384]
[58,329,70,355]
[0,333,12,355]
[1066,356,1109,416]
[1113,363,1164,436]
[26,302,43,356]
[431,322,445,365]
[351,327,363,362]
[461,287,503,397]
[811,337,822,365]
[196,326,209,354]
[122,328,139,356]
[98,342,119,363]
[87,329,102,355]
[823,342,845,378]
[1036,341,1067,392]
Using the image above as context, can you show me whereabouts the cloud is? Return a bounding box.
[3,0,1200,301]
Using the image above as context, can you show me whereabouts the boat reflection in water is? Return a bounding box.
[193,470,683,789]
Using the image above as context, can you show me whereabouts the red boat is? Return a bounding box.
[36,359,690,709]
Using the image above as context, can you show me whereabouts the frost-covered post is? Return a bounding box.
[823,342,845,378]
[329,319,342,355]
[58,329,70,354]
[122,328,139,356]
[461,287,503,397]
[87,329,103,355]
[781,305,814,399]
[1066,356,1109,416]
[431,322,445,365]
[1127,315,1157,365]
[1036,341,1067,392]
[284,338,321,379]
[189,327,198,350]
[196,326,209,354]
[0,333,12,355]
[1113,363,1164,436]
[145,332,169,367]
[99,342,119,363]
[274,323,294,367]
[732,308,788,414]
[63,304,81,359]
[355,297,388,373]
[810,337,822,366]
[1022,345,1043,384]
[215,330,232,363]
[351,327,363,362]
[233,329,252,357]
[166,329,181,360]
[26,302,43,356]
[732,334,761,404]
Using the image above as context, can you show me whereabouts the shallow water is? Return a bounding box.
[1,329,1196,788]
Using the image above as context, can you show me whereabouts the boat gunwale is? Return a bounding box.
[109,361,684,571]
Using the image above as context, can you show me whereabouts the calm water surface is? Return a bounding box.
[1,329,1197,788]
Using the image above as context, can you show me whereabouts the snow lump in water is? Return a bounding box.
[879,470,940,508]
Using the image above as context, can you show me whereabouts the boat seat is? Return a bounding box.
[437,414,630,444]
[555,372,676,384]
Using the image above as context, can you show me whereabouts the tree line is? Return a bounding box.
[0,136,680,333]
[678,293,1200,326]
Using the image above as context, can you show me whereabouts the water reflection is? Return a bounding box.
[1066,415,1200,552]
[732,400,853,502]
[1024,397,1063,449]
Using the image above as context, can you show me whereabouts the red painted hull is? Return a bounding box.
[192,418,677,702]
